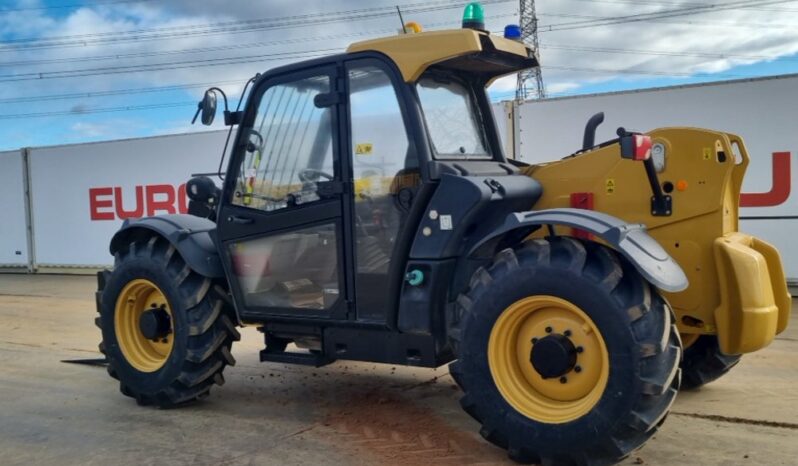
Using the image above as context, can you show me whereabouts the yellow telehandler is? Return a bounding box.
[95,4,790,464]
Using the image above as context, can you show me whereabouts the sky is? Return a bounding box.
[1,0,798,151]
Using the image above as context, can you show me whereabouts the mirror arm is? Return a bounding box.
[191,102,203,124]
[224,110,243,126]
[207,87,230,112]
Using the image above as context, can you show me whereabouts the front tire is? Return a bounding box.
[449,238,682,465]
[96,235,240,407]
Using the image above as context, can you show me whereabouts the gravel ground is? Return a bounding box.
[0,274,795,465]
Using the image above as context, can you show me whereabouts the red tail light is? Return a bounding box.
[633,135,652,161]
[620,133,652,161]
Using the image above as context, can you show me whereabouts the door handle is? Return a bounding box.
[227,215,254,225]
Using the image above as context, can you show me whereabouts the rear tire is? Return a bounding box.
[96,235,239,407]
[680,335,741,390]
[449,237,682,465]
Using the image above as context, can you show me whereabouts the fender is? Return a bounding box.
[109,214,224,278]
[470,208,688,293]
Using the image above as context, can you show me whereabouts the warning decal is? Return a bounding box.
[355,143,373,155]
[605,178,616,194]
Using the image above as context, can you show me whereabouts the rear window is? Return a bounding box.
[416,77,490,159]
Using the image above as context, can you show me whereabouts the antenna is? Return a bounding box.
[396,5,407,34]
[516,0,545,101]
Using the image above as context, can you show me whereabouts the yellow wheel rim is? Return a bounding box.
[114,279,174,373]
[488,295,609,424]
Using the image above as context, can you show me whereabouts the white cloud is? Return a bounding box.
[2,0,798,148]
[70,121,111,138]
[546,81,581,95]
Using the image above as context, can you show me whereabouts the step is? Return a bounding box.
[259,348,334,367]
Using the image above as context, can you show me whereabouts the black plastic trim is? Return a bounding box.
[109,214,224,278]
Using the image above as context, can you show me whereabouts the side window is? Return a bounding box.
[233,74,334,211]
[350,66,414,202]
[349,64,419,320]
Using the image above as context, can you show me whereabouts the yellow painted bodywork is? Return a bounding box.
[347,29,534,82]
[524,128,791,355]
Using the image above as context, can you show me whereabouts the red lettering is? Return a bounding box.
[177,183,188,214]
[740,152,791,207]
[114,186,144,219]
[89,187,114,221]
[145,184,177,216]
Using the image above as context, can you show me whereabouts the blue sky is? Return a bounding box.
[2,0,798,151]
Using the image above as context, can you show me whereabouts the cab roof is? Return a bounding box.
[347,28,539,83]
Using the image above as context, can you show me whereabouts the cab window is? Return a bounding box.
[348,62,420,320]
[232,74,334,211]
[416,76,490,159]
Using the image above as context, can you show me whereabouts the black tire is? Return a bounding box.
[449,237,682,466]
[96,235,240,407]
[680,335,741,390]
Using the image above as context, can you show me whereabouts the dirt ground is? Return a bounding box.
[0,274,795,466]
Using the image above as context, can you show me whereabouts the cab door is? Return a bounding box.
[216,66,353,321]
[344,58,422,322]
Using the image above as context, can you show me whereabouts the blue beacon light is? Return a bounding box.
[504,24,522,41]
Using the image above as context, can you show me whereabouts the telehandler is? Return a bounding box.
[95,4,790,465]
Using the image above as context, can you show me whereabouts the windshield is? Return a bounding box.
[416,76,490,159]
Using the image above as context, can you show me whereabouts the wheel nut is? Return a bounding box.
[545,326,553,334]
[574,365,582,373]
[559,376,567,384]
[576,346,584,353]
[564,329,572,337]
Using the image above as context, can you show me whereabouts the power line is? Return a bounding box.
[546,65,744,78]
[0,49,337,83]
[0,0,513,51]
[0,31,388,68]
[0,16,513,105]
[0,101,196,120]
[0,0,155,12]
[539,10,798,29]
[0,79,248,104]
[538,0,798,32]
[566,0,798,14]
[538,10,798,28]
[542,43,798,62]
[0,14,512,69]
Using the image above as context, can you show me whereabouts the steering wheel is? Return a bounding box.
[298,168,334,183]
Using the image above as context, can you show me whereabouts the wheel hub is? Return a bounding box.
[139,307,171,341]
[530,334,577,379]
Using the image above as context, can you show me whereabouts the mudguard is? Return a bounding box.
[471,208,689,293]
[109,214,223,278]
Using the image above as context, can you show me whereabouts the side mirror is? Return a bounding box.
[192,90,218,126]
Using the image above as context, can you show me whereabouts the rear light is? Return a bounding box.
[620,134,652,161]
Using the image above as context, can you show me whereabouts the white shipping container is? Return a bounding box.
[506,74,798,280]
[27,131,227,268]
[0,149,29,268]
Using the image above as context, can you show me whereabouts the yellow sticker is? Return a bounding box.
[605,178,616,194]
[355,143,373,155]
[702,148,712,160]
